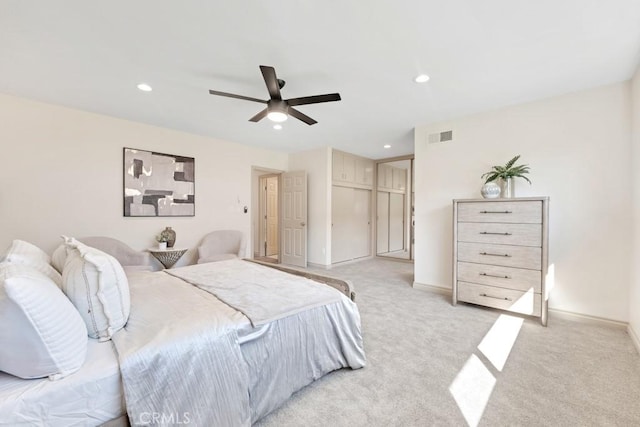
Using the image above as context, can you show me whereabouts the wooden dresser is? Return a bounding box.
[453,197,549,325]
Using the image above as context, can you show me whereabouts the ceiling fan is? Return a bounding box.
[208,65,341,126]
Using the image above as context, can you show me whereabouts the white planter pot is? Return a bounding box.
[158,242,167,250]
[501,177,514,198]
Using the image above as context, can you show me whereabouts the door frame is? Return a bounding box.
[251,166,284,262]
[373,155,414,262]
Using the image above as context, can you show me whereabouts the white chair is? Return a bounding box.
[197,230,246,264]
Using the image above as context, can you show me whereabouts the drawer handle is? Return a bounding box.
[480,293,512,301]
[479,232,512,236]
[480,210,513,214]
[480,273,511,279]
[479,252,511,257]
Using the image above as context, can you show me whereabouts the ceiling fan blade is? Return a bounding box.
[288,107,317,125]
[286,93,341,106]
[260,65,282,101]
[249,108,268,122]
[209,90,267,104]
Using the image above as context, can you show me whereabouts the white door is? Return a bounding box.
[331,186,353,263]
[377,191,389,254]
[352,189,371,258]
[332,186,371,263]
[389,193,405,252]
[282,171,307,267]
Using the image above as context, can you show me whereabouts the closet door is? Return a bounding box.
[377,191,389,254]
[331,186,353,263]
[352,189,371,259]
[389,193,405,252]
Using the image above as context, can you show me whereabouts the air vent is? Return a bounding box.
[428,130,453,144]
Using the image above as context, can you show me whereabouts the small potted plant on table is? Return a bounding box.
[156,233,169,250]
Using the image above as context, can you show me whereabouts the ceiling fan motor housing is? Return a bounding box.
[208,65,340,125]
[268,100,288,114]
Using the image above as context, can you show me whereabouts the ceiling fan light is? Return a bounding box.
[267,111,288,122]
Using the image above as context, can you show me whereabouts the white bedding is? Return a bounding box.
[112,271,252,427]
[166,259,343,325]
[0,260,365,426]
[119,261,365,425]
[0,340,124,426]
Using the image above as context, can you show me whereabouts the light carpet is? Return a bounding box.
[255,258,640,427]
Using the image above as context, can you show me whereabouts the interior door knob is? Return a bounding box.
[300,222,306,226]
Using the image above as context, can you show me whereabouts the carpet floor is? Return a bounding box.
[255,258,640,427]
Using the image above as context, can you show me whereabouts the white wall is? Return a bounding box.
[288,147,332,266]
[414,82,632,322]
[630,65,640,345]
[0,94,288,265]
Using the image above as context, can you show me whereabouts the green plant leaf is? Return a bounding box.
[504,155,520,170]
[481,154,532,185]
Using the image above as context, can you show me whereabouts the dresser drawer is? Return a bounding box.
[457,262,541,293]
[458,281,541,316]
[457,242,541,270]
[457,201,542,224]
[457,222,542,247]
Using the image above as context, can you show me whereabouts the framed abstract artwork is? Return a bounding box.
[123,148,195,217]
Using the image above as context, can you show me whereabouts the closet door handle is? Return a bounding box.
[479,232,512,236]
[480,273,511,279]
[479,252,511,257]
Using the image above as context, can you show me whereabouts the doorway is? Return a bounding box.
[251,168,308,267]
[258,174,279,262]
[375,157,414,261]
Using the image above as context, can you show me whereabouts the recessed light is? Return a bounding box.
[273,124,283,130]
[137,83,153,92]
[384,144,391,149]
[414,74,430,83]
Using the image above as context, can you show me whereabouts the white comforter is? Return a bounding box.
[113,260,366,426]
[112,271,252,427]
[166,259,343,326]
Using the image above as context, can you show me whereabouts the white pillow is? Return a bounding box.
[62,238,130,341]
[0,263,88,380]
[2,240,62,286]
[51,243,68,274]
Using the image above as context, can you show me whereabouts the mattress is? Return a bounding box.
[0,340,125,426]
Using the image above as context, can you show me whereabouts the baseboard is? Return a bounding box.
[628,324,640,354]
[412,281,451,296]
[329,255,374,268]
[307,261,331,270]
[548,308,627,329]
[411,283,630,330]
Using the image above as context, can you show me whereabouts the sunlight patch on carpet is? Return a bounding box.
[449,354,496,427]
[478,314,524,372]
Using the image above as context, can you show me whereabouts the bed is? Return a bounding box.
[0,239,365,426]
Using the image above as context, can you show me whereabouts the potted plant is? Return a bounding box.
[156,233,169,250]
[481,155,531,198]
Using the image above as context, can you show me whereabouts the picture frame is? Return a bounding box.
[123,147,195,217]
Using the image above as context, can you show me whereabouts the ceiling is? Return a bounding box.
[2,1,639,160]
